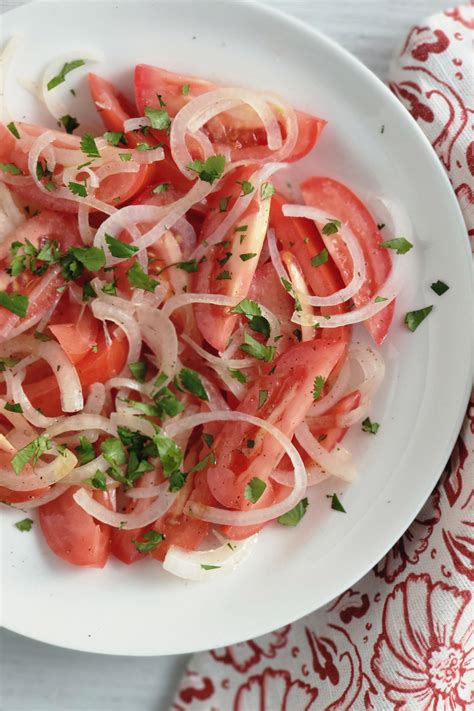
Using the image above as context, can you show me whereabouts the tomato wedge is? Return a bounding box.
[24,332,128,416]
[193,165,271,351]
[270,192,350,346]
[134,64,325,162]
[48,305,100,365]
[192,339,344,539]
[88,73,161,205]
[39,486,110,567]
[301,177,395,345]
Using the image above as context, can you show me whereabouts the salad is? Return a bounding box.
[0,52,424,581]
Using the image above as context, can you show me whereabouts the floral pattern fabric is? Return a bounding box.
[172,6,474,709]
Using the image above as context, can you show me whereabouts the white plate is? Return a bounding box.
[0,0,471,656]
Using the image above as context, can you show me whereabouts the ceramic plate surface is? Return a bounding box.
[0,0,471,655]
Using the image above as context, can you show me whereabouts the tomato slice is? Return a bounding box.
[269,192,350,346]
[192,339,344,539]
[193,165,271,351]
[87,73,163,206]
[110,470,162,565]
[301,177,395,345]
[24,331,128,416]
[248,261,293,324]
[134,64,325,162]
[39,486,110,567]
[48,306,100,365]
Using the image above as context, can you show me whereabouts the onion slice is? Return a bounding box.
[73,483,177,529]
[164,411,307,525]
[163,536,258,581]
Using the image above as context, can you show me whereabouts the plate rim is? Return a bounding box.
[1,0,472,656]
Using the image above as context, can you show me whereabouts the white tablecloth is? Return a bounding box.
[0,1,450,709]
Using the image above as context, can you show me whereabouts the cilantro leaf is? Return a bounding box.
[15,518,33,532]
[229,368,247,384]
[82,281,96,302]
[119,153,132,161]
[11,434,52,474]
[329,493,346,512]
[105,233,139,258]
[0,357,20,371]
[80,133,101,158]
[244,477,266,503]
[132,530,165,553]
[4,402,23,413]
[0,162,21,176]
[59,114,79,134]
[101,437,127,471]
[240,331,276,362]
[104,131,125,146]
[75,436,96,465]
[153,430,183,476]
[230,298,261,318]
[187,155,225,184]
[178,368,209,401]
[258,389,268,408]
[260,182,275,200]
[216,270,231,280]
[144,106,170,131]
[240,252,257,262]
[404,306,433,332]
[47,59,85,90]
[129,361,147,383]
[0,291,28,317]
[379,238,413,255]
[201,564,220,571]
[176,260,198,273]
[311,249,329,268]
[182,83,190,96]
[202,432,214,448]
[374,296,387,303]
[361,417,380,434]
[313,375,325,401]
[126,399,160,417]
[6,122,20,139]
[237,180,254,196]
[126,261,158,292]
[322,219,341,236]
[278,497,309,526]
[33,330,52,341]
[219,196,230,212]
[68,181,88,198]
[88,470,107,491]
[431,280,449,296]
[152,183,169,194]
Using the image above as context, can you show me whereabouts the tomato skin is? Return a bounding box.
[0,485,49,504]
[301,177,395,345]
[193,166,270,351]
[134,64,325,162]
[48,305,100,365]
[39,486,110,567]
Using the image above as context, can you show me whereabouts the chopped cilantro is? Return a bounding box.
[80,133,101,158]
[237,180,254,196]
[278,497,309,526]
[0,291,28,317]
[153,429,183,477]
[260,182,275,200]
[216,270,232,280]
[4,402,23,413]
[105,233,139,258]
[15,517,33,532]
[6,122,20,139]
[322,219,341,236]
[129,361,147,383]
[311,249,329,268]
[0,162,21,175]
[11,434,51,474]
[75,436,95,465]
[104,131,125,146]
[405,306,433,332]
[187,155,225,184]
[144,106,170,131]
[244,477,266,503]
[178,368,209,401]
[133,530,165,553]
[219,196,230,212]
[59,114,79,134]
[313,375,325,401]
[182,83,190,96]
[47,59,85,90]
[329,493,346,512]
[431,280,449,296]
[68,181,88,198]
[258,389,268,408]
[229,368,247,384]
[379,238,413,255]
[152,183,169,194]
[361,417,379,434]
[240,252,257,261]
[201,564,220,571]
[240,331,275,362]
[127,262,158,292]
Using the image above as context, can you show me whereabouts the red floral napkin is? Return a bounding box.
[172,7,473,710]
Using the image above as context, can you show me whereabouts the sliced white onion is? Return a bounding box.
[260,92,299,163]
[123,117,151,132]
[137,306,178,385]
[268,226,290,283]
[0,183,24,227]
[292,254,403,329]
[307,357,352,418]
[281,204,367,306]
[77,203,94,245]
[282,252,314,341]
[295,422,356,482]
[171,89,282,176]
[192,162,285,261]
[109,411,155,439]
[62,164,100,189]
[45,414,117,439]
[106,377,148,397]
[163,292,280,343]
[0,447,77,491]
[0,335,83,412]
[91,300,142,366]
[73,483,177,529]
[163,535,258,581]
[41,51,103,121]
[61,454,109,485]
[271,463,329,488]
[84,383,106,415]
[174,216,197,257]
[180,333,254,370]
[9,483,70,509]
[164,411,307,525]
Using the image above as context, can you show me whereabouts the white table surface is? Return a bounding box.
[0,0,448,709]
